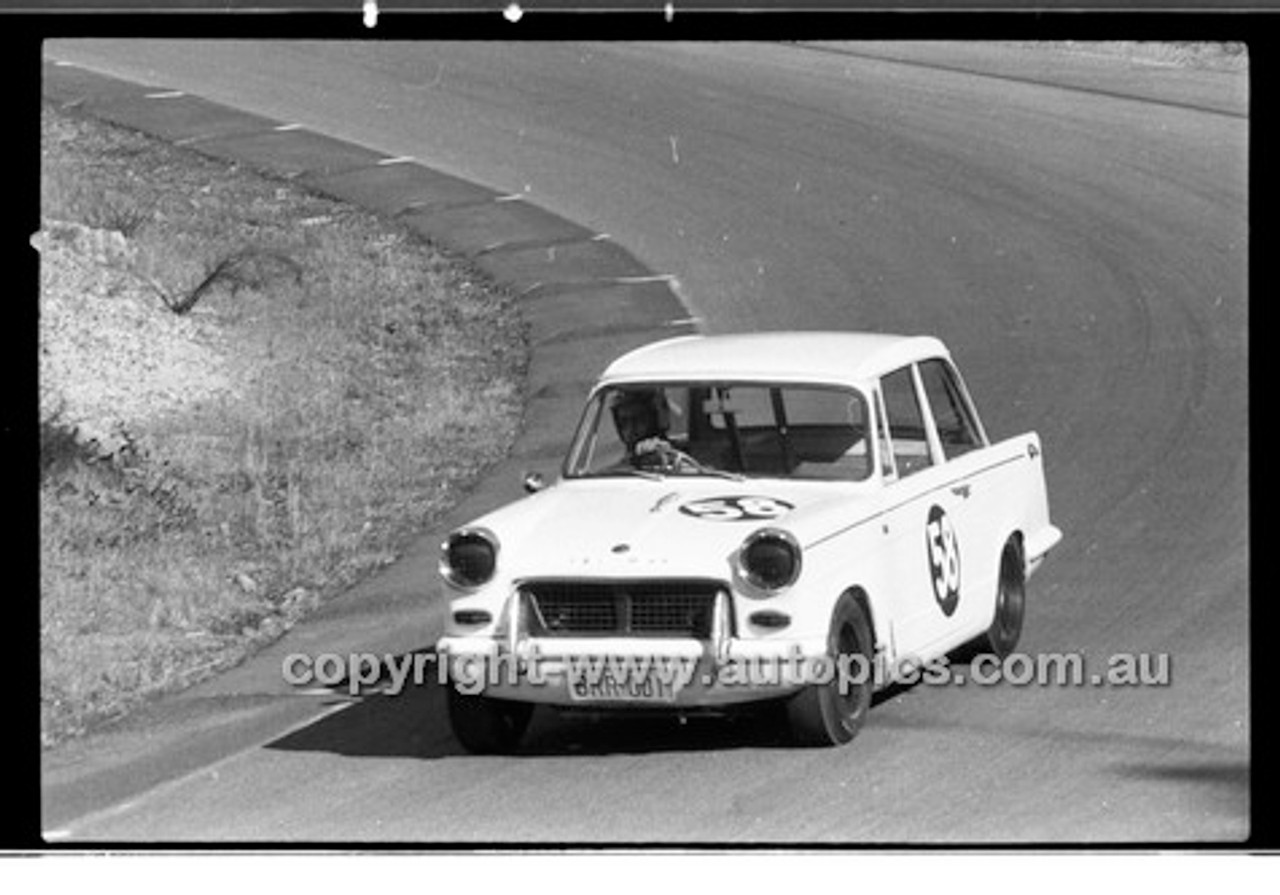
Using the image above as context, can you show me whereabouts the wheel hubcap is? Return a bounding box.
[998,571,1024,641]
[834,623,864,717]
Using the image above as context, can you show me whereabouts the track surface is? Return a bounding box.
[42,41,1248,842]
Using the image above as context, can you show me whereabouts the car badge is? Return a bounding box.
[650,492,681,514]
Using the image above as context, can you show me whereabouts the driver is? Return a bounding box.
[611,389,678,467]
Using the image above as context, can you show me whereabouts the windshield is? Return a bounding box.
[564,382,874,482]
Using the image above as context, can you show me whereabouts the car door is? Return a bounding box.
[915,357,1004,642]
[875,363,971,661]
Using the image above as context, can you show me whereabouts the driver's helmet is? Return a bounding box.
[610,388,670,445]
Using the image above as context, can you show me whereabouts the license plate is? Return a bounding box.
[567,663,679,704]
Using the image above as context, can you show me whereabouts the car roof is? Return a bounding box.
[600,331,950,385]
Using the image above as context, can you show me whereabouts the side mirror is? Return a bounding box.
[522,471,547,494]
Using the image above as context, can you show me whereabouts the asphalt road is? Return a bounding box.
[42,41,1249,842]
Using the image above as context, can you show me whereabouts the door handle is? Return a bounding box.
[950,484,971,499]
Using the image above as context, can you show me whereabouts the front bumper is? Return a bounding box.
[435,634,830,707]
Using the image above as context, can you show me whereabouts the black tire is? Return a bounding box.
[980,541,1026,659]
[447,687,533,755]
[786,593,874,747]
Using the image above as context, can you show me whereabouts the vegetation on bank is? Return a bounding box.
[39,103,528,747]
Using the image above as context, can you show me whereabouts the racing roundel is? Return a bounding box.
[925,504,961,617]
[678,496,795,522]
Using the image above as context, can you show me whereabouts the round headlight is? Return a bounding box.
[440,528,498,589]
[739,529,802,592]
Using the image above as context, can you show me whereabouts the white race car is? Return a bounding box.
[436,332,1061,752]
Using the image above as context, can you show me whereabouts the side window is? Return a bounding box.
[880,366,932,477]
[919,359,983,460]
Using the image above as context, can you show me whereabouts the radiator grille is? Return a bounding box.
[523,581,724,638]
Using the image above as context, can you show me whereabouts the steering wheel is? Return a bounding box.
[635,439,700,472]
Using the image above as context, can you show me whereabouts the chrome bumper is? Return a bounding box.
[435,634,830,707]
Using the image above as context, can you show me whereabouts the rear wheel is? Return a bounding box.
[786,593,874,747]
[980,540,1026,658]
[447,688,533,755]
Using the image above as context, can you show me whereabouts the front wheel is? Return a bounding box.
[446,687,533,755]
[785,593,874,747]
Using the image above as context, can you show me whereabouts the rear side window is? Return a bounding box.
[880,366,932,477]
[919,359,983,460]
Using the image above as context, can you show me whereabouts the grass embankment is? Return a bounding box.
[39,103,528,747]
